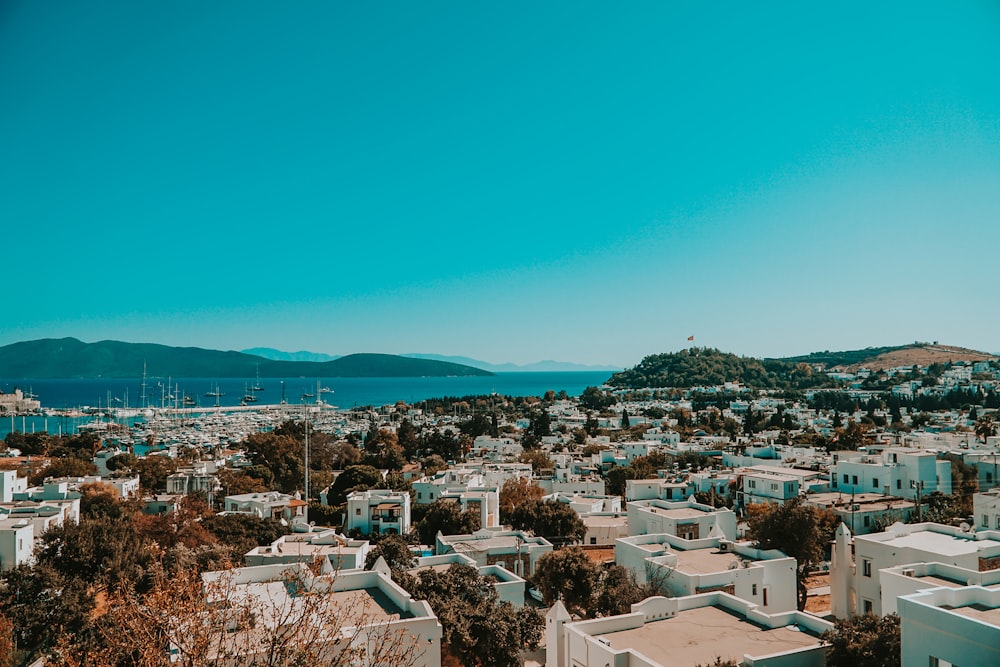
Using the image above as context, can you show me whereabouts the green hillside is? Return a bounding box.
[0,338,493,378]
[608,347,831,390]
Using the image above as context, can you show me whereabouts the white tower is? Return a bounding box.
[830,521,855,619]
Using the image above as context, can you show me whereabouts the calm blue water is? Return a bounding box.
[0,372,612,439]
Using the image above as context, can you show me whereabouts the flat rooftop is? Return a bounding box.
[672,548,742,575]
[599,605,822,665]
[645,507,709,520]
[947,603,1000,628]
[873,531,1000,557]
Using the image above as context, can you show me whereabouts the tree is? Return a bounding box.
[36,516,158,593]
[0,564,95,665]
[519,448,553,474]
[821,613,900,667]
[415,500,481,545]
[746,498,838,610]
[365,533,416,573]
[405,564,542,667]
[52,565,424,667]
[594,564,646,617]
[133,455,179,493]
[520,500,585,546]
[579,386,615,411]
[498,478,544,523]
[29,455,97,486]
[200,513,289,564]
[79,481,128,519]
[532,547,599,617]
[620,409,631,429]
[326,464,383,506]
[241,431,305,494]
[976,414,997,445]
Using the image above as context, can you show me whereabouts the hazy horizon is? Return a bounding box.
[4,2,999,367]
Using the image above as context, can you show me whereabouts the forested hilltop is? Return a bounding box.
[608,348,830,390]
[0,338,492,378]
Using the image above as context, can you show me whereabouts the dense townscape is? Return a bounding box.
[2,347,1000,666]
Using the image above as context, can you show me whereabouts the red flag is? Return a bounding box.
[687,336,695,341]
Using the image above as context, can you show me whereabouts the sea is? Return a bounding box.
[0,371,613,439]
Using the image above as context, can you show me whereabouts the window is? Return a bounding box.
[763,588,768,606]
[863,599,873,614]
[771,483,778,491]
[863,559,872,577]
[843,474,849,484]
[988,472,994,484]
[897,479,902,490]
[752,584,758,596]
[590,537,597,545]
[872,477,879,489]
[864,515,871,527]
[417,492,422,499]
[852,475,858,485]
[985,515,990,528]
[355,508,361,515]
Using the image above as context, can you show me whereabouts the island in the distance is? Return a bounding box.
[0,338,494,379]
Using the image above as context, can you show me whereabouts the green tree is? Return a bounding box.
[579,386,615,411]
[0,564,95,664]
[746,498,838,610]
[821,613,901,667]
[133,455,179,493]
[405,564,542,667]
[326,464,383,506]
[620,409,631,429]
[29,455,97,485]
[976,414,997,444]
[498,477,544,522]
[415,499,481,545]
[365,533,416,573]
[35,516,158,593]
[200,513,289,564]
[595,564,646,616]
[532,547,599,617]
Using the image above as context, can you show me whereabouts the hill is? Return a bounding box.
[0,338,492,378]
[780,343,996,371]
[608,347,828,390]
[241,347,340,363]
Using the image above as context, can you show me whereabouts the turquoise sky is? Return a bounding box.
[3,2,999,367]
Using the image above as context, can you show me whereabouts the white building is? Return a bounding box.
[974,488,1000,532]
[805,491,915,535]
[0,470,27,502]
[244,529,370,570]
[740,466,826,506]
[627,498,737,540]
[345,489,411,536]
[197,560,442,667]
[615,533,798,613]
[830,447,952,500]
[898,585,1000,667]
[224,491,307,521]
[436,529,552,578]
[0,517,33,570]
[545,591,833,667]
[626,477,690,502]
[839,522,1000,616]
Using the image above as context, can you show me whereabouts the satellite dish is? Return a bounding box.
[960,522,971,533]
[728,561,740,570]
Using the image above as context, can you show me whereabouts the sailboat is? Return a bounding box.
[251,364,264,392]
[241,382,258,404]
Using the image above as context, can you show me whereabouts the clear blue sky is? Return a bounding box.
[3,1,999,368]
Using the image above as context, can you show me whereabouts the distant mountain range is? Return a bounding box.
[401,354,621,373]
[0,338,492,378]
[244,348,620,372]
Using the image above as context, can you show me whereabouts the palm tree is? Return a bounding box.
[975,414,997,445]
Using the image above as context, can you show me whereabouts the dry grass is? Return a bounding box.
[844,344,995,371]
